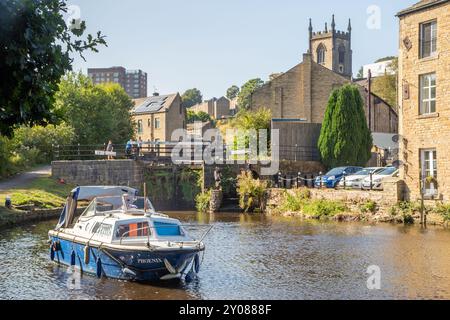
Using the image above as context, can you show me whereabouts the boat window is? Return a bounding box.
[92,223,113,237]
[81,200,97,218]
[116,222,150,239]
[154,221,182,236]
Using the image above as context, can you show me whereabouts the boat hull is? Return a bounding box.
[49,235,203,282]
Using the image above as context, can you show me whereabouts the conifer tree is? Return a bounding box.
[318,84,373,169]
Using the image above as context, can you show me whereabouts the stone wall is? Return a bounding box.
[52,160,145,187]
[267,178,405,208]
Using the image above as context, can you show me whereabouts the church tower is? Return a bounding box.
[308,15,353,78]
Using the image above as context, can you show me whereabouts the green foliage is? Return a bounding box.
[318,84,373,169]
[55,73,134,145]
[0,0,107,136]
[195,190,211,213]
[179,169,202,202]
[371,57,398,108]
[237,78,264,110]
[302,200,347,219]
[0,136,15,178]
[12,124,75,163]
[434,204,450,223]
[181,88,203,109]
[356,67,364,79]
[359,200,377,214]
[237,171,268,213]
[278,190,345,219]
[187,110,212,124]
[279,189,311,212]
[226,85,240,100]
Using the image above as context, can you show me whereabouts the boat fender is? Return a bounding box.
[194,254,201,274]
[185,270,195,283]
[70,250,76,266]
[84,246,90,265]
[122,268,136,277]
[50,243,55,261]
[96,258,102,278]
[56,241,64,259]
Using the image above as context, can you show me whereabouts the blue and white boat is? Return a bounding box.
[48,186,211,282]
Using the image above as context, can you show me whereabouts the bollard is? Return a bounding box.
[319,172,323,189]
[297,172,301,188]
[278,172,282,188]
[5,195,12,209]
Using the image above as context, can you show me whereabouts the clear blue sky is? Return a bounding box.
[70,0,414,98]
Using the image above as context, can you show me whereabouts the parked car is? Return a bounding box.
[362,167,399,190]
[315,166,363,188]
[337,167,385,189]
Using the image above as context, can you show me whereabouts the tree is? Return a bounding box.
[0,0,107,137]
[187,110,212,124]
[372,58,398,108]
[318,84,373,169]
[12,123,75,163]
[55,73,134,145]
[226,85,240,100]
[237,78,264,110]
[181,88,203,109]
[356,67,364,79]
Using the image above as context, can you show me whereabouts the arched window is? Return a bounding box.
[317,44,326,64]
[338,45,346,64]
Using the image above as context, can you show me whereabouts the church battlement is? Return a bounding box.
[308,15,352,78]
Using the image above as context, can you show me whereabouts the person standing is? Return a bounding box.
[106,140,114,160]
[137,137,143,157]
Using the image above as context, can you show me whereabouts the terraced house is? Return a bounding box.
[397,0,450,201]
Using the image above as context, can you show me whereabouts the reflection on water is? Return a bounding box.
[1,212,450,300]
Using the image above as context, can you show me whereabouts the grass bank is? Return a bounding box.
[0,177,75,229]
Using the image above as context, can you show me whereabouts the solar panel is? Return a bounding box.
[134,95,169,114]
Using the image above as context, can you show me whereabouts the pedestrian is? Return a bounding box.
[125,139,133,158]
[137,137,143,157]
[106,140,114,160]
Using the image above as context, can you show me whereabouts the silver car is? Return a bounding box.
[338,167,385,189]
[362,167,399,190]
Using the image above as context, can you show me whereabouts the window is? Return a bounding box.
[155,118,161,129]
[338,46,346,64]
[421,149,437,196]
[317,44,326,64]
[148,119,152,127]
[116,222,150,239]
[420,21,437,58]
[137,120,143,134]
[419,73,436,114]
[93,223,113,237]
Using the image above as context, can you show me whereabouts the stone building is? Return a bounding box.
[250,16,398,153]
[131,93,185,142]
[189,96,232,119]
[397,0,450,201]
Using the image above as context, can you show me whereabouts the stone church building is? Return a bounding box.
[250,16,398,159]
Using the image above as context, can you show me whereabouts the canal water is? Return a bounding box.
[1,212,450,300]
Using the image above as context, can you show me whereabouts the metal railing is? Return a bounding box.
[118,224,213,247]
[278,145,320,162]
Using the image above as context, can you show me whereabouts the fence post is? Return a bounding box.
[343,171,347,190]
[319,172,323,189]
[278,172,282,189]
[370,172,373,191]
[297,172,301,188]
[77,144,80,160]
